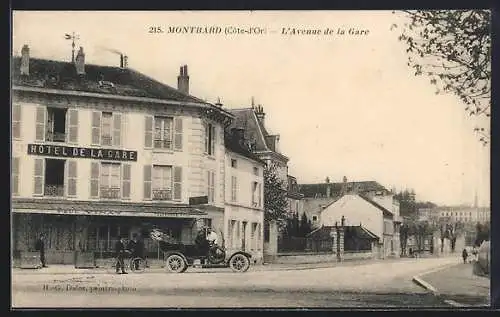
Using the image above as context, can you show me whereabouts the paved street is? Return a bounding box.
[419,263,490,306]
[12,257,460,308]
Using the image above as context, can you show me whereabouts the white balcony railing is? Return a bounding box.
[100,187,121,199]
[44,185,65,197]
[153,189,172,201]
[46,131,66,142]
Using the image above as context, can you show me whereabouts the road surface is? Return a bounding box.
[12,257,459,308]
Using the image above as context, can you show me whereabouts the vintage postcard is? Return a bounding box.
[11,10,491,308]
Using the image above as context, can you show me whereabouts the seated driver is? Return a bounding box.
[206,228,219,246]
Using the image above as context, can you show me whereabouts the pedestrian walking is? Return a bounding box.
[35,233,47,268]
[114,236,129,274]
[462,248,468,264]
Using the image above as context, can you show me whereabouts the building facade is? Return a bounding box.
[224,129,265,263]
[11,45,236,264]
[228,104,303,260]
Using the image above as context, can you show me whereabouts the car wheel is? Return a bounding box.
[130,258,146,273]
[229,254,250,273]
[165,254,186,273]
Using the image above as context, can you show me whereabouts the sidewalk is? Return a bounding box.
[417,263,490,307]
[12,256,411,275]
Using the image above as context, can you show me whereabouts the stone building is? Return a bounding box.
[11,44,237,264]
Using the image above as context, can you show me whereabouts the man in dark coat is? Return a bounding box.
[35,233,47,268]
[127,233,145,270]
[114,236,128,274]
[462,248,469,264]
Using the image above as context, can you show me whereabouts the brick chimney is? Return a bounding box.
[120,54,129,68]
[75,47,85,75]
[177,65,189,95]
[255,104,265,126]
[20,45,30,76]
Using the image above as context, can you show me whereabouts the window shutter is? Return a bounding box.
[91,111,101,145]
[90,162,100,198]
[144,115,153,148]
[204,123,209,153]
[143,165,152,200]
[12,104,21,139]
[67,160,77,196]
[174,117,183,151]
[113,113,122,147]
[35,106,46,142]
[33,158,44,195]
[12,157,19,195]
[122,164,131,199]
[173,166,182,201]
[210,125,216,155]
[67,109,79,143]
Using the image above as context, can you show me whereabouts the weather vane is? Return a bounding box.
[64,32,80,63]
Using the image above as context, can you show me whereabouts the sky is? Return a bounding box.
[12,11,491,207]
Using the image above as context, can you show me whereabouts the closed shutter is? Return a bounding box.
[113,113,122,147]
[91,111,101,145]
[173,166,182,201]
[174,117,183,151]
[12,104,21,139]
[143,165,152,200]
[67,160,77,196]
[144,115,153,148]
[12,157,19,195]
[90,162,100,198]
[67,109,79,143]
[33,158,44,195]
[122,164,131,199]
[210,125,216,155]
[35,106,46,142]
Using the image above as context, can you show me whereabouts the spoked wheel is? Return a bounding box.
[130,257,146,273]
[229,254,250,273]
[165,254,186,273]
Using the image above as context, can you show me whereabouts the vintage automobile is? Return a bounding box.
[149,227,252,273]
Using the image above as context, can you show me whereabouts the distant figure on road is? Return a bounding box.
[462,248,468,264]
[34,233,47,268]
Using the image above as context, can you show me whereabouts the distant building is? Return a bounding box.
[299,177,401,258]
[228,104,303,260]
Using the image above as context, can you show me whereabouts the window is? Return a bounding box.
[207,170,215,202]
[12,104,21,139]
[46,107,67,142]
[154,116,173,149]
[231,176,237,202]
[44,159,66,197]
[101,112,113,146]
[231,159,237,168]
[100,162,121,199]
[253,167,259,176]
[204,122,216,155]
[312,215,318,222]
[252,181,260,207]
[152,165,172,200]
[93,111,121,146]
[257,183,262,207]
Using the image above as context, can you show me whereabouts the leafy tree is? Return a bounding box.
[393,10,491,145]
[394,189,417,217]
[475,222,490,246]
[298,212,313,237]
[264,164,288,231]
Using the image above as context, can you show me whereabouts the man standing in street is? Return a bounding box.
[114,236,128,274]
[35,233,47,268]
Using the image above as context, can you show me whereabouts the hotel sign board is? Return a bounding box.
[27,144,137,162]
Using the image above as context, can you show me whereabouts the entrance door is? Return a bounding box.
[242,221,247,251]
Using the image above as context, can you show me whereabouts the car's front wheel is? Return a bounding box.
[229,253,250,273]
[165,254,186,273]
